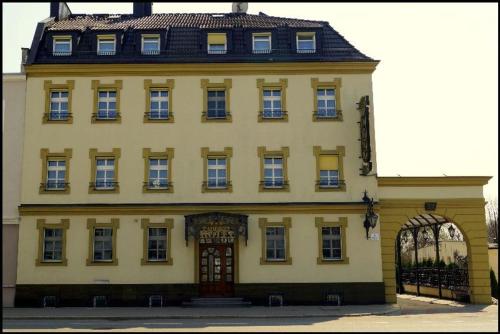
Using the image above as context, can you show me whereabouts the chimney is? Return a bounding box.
[21,48,29,73]
[50,2,72,21]
[133,2,152,17]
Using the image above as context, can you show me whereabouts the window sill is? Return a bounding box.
[260,258,292,265]
[258,111,288,122]
[141,258,173,265]
[86,259,118,266]
[315,184,346,192]
[259,184,290,192]
[143,113,174,123]
[201,112,232,123]
[35,259,67,266]
[91,115,122,124]
[202,184,233,193]
[317,257,349,265]
[88,186,120,194]
[312,110,343,122]
[39,184,70,194]
[143,185,174,193]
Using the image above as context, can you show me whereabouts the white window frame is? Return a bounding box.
[141,34,160,55]
[296,33,316,53]
[149,90,169,119]
[42,228,63,262]
[322,226,342,260]
[49,91,69,120]
[263,157,284,188]
[262,89,282,118]
[93,227,113,262]
[207,157,227,189]
[147,227,168,261]
[265,226,286,261]
[319,169,339,188]
[97,35,116,55]
[316,88,336,118]
[53,36,72,56]
[148,158,168,189]
[97,90,117,119]
[95,158,115,189]
[207,90,226,118]
[252,33,271,54]
[47,160,66,190]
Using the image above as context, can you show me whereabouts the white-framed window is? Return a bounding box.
[207,157,227,188]
[149,90,168,119]
[207,90,226,118]
[93,228,113,261]
[97,36,116,55]
[43,228,63,261]
[253,34,271,54]
[142,35,160,55]
[319,170,339,188]
[49,91,69,120]
[322,226,342,260]
[207,33,227,54]
[316,88,336,118]
[53,36,72,56]
[147,227,167,261]
[148,158,168,189]
[47,160,66,190]
[265,226,285,261]
[262,89,282,118]
[95,158,115,189]
[296,33,316,53]
[263,157,284,188]
[97,90,117,119]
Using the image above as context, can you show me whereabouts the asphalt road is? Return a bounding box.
[3,298,498,332]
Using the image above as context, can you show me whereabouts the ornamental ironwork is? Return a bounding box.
[184,212,248,246]
[357,95,372,176]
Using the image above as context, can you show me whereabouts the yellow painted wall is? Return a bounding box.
[17,214,383,284]
[489,247,498,281]
[22,74,377,205]
[378,186,484,199]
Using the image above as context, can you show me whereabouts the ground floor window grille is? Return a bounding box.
[268,294,284,307]
[43,295,57,307]
[325,293,342,306]
[149,295,163,307]
[93,295,108,307]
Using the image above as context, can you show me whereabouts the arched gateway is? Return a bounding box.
[378,176,492,304]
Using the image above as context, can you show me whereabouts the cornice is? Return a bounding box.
[377,176,492,187]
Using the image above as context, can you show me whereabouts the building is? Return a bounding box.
[14,2,492,307]
[2,72,26,307]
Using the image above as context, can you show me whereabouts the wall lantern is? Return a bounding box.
[448,224,456,239]
[362,190,378,239]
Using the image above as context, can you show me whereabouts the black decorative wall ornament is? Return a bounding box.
[184,212,248,246]
[357,95,372,176]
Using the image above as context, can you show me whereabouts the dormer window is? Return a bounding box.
[207,33,227,54]
[53,36,72,56]
[141,34,160,55]
[97,35,116,55]
[296,32,316,53]
[252,33,271,54]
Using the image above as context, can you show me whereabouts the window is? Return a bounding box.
[201,79,232,122]
[97,35,116,55]
[95,158,115,190]
[207,158,227,189]
[143,79,175,123]
[253,33,271,54]
[43,80,74,124]
[257,79,288,122]
[142,35,160,55]
[46,160,66,190]
[259,217,292,265]
[313,146,346,192]
[39,148,72,194]
[258,147,290,192]
[311,78,343,121]
[207,90,226,118]
[86,218,119,266]
[141,218,174,265]
[36,219,69,266]
[316,217,349,264]
[91,80,122,123]
[89,148,121,193]
[143,148,174,193]
[296,32,316,53]
[207,33,227,54]
[201,147,233,192]
[97,90,117,119]
[53,36,72,56]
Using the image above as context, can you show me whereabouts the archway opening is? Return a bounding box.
[395,214,469,302]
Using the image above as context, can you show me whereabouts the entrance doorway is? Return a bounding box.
[199,243,234,297]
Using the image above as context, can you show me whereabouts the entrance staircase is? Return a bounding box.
[182,297,252,308]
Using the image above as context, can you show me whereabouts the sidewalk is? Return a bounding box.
[2,304,400,320]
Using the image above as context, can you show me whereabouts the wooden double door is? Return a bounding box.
[199,243,234,297]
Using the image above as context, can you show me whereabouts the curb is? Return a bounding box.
[3,306,401,320]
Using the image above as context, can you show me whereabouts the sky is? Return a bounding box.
[2,2,498,200]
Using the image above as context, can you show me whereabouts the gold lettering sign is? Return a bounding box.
[199,223,235,243]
